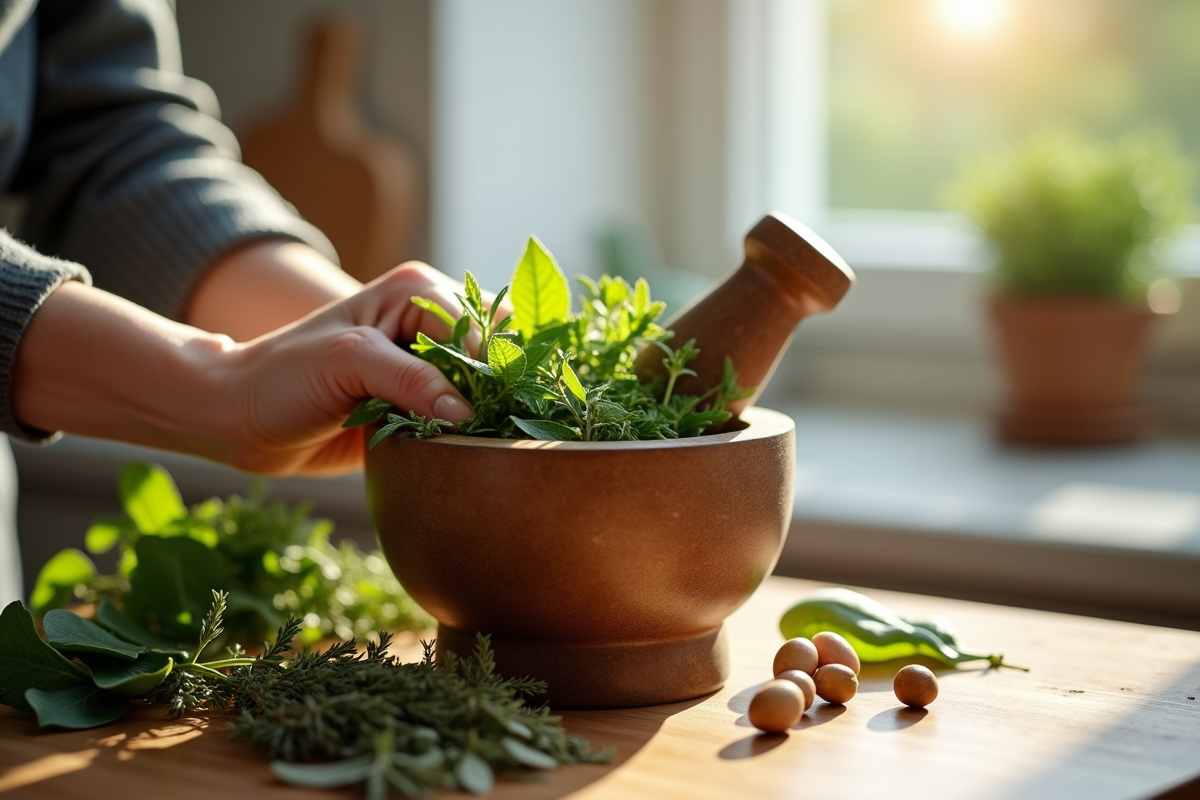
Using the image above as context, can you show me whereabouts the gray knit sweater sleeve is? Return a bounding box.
[0,0,338,443]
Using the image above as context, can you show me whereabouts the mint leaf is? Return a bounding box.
[464,271,485,318]
[25,686,129,730]
[487,337,527,384]
[29,548,95,616]
[512,236,570,338]
[119,463,186,534]
[83,651,174,697]
[509,418,580,441]
[43,610,145,660]
[0,601,88,712]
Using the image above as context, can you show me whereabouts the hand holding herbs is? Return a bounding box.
[0,592,607,797]
[347,236,753,443]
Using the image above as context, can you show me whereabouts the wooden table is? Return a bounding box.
[3,577,1199,799]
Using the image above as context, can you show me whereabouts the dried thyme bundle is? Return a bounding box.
[158,592,608,797]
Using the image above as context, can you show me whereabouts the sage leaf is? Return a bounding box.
[126,536,231,640]
[562,362,586,402]
[487,337,527,384]
[456,752,494,794]
[271,755,374,788]
[24,686,129,730]
[509,417,580,441]
[119,463,186,534]
[501,737,558,770]
[84,651,174,696]
[95,601,188,658]
[29,548,95,616]
[0,601,89,712]
[512,236,570,338]
[43,610,144,660]
[343,398,394,429]
[413,333,493,376]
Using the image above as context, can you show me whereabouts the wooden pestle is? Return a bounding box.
[633,212,855,420]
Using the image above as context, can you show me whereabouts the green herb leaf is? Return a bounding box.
[410,296,459,329]
[95,601,188,658]
[126,536,230,640]
[0,601,89,712]
[271,755,374,788]
[464,271,485,317]
[456,752,494,794]
[119,463,186,534]
[502,737,558,770]
[83,651,174,696]
[84,516,131,555]
[509,417,580,441]
[562,362,586,402]
[343,398,394,429]
[24,686,129,730]
[43,610,145,660]
[29,548,95,616]
[487,337,527,384]
[512,236,570,338]
[413,333,494,376]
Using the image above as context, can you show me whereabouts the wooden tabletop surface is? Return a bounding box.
[2,576,1199,800]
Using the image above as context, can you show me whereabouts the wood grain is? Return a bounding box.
[3,577,1198,799]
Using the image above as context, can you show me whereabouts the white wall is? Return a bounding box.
[430,0,655,290]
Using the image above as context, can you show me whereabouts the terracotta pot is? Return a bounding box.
[364,407,794,708]
[990,297,1159,444]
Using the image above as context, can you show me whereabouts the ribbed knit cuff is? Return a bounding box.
[0,233,92,444]
[58,156,340,322]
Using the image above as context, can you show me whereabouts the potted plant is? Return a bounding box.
[949,127,1194,444]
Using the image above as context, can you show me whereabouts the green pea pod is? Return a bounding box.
[779,588,1028,671]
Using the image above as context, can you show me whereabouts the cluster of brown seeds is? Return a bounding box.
[747,633,938,733]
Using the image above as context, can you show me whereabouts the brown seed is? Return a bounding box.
[748,680,805,733]
[894,664,939,708]
[775,669,817,711]
[812,631,861,675]
[813,664,859,704]
[773,637,819,677]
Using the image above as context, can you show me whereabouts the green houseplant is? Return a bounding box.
[949,126,1194,443]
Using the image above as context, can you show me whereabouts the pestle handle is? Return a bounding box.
[634,211,855,420]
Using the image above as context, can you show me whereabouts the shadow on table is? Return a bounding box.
[0,693,709,800]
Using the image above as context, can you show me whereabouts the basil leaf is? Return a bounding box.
[487,337,527,384]
[119,463,186,534]
[83,651,174,696]
[126,536,230,640]
[43,610,145,660]
[29,548,95,616]
[84,516,133,555]
[512,236,570,338]
[509,417,580,441]
[0,601,89,712]
[24,686,129,730]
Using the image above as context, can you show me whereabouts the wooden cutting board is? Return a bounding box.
[239,15,420,283]
[2,576,1198,799]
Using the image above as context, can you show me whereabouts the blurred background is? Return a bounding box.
[14,0,1200,628]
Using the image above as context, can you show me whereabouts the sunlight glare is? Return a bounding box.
[936,0,1008,37]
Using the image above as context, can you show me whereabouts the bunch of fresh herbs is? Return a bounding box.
[29,462,430,649]
[346,237,752,444]
[0,591,606,798]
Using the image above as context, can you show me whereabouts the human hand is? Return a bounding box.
[219,262,508,475]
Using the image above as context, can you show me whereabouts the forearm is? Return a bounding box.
[12,281,236,462]
[185,240,361,340]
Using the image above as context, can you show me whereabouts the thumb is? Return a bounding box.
[331,327,471,424]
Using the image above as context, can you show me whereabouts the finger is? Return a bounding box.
[330,326,471,424]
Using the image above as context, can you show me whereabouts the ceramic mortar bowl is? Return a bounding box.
[364,406,794,708]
